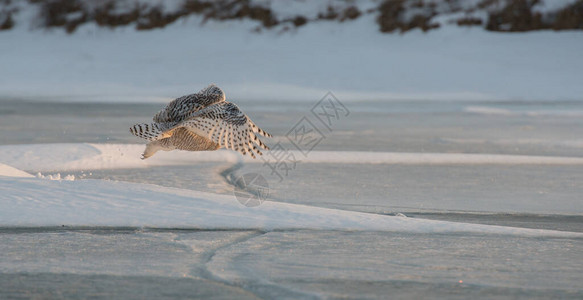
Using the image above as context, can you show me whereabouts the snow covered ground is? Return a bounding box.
[1,142,581,236]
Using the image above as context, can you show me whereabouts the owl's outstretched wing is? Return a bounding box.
[140,128,220,160]
[165,102,271,158]
[153,84,226,124]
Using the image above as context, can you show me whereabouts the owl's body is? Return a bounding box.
[130,85,271,159]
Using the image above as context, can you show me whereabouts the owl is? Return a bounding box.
[130,84,271,159]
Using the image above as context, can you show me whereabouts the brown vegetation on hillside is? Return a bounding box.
[0,0,581,34]
[486,0,583,31]
[377,0,440,33]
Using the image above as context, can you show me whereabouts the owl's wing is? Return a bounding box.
[140,128,220,160]
[153,84,226,124]
[166,127,220,152]
[166,102,271,158]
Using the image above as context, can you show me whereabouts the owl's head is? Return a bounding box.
[201,84,226,102]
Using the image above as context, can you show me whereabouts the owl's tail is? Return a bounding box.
[129,123,172,141]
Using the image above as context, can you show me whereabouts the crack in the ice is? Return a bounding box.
[176,230,266,299]
[198,230,265,279]
[188,230,322,299]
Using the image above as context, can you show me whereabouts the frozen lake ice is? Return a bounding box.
[0,99,582,299]
[0,228,581,299]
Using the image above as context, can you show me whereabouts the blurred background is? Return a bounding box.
[1,0,582,102]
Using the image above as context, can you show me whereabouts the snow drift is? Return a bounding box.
[0,143,582,237]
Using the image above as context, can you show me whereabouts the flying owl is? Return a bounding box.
[130,84,271,159]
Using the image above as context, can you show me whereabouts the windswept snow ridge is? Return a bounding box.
[0,163,34,178]
[0,143,582,237]
[0,175,582,238]
[2,143,583,173]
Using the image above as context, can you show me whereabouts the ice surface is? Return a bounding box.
[0,230,260,299]
[208,231,583,299]
[1,229,581,299]
[237,163,583,215]
[1,97,582,298]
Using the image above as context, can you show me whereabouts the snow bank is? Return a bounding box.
[0,163,33,178]
[293,151,583,165]
[465,105,583,117]
[0,175,581,237]
[2,143,583,173]
[1,142,581,236]
[0,143,241,172]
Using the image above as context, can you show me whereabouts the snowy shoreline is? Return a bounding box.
[2,0,582,34]
[1,2,583,103]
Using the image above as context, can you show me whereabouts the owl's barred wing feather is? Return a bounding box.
[140,128,220,160]
[172,102,270,158]
[129,85,271,159]
[248,119,272,138]
[153,84,226,124]
[169,128,220,152]
[129,122,174,141]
